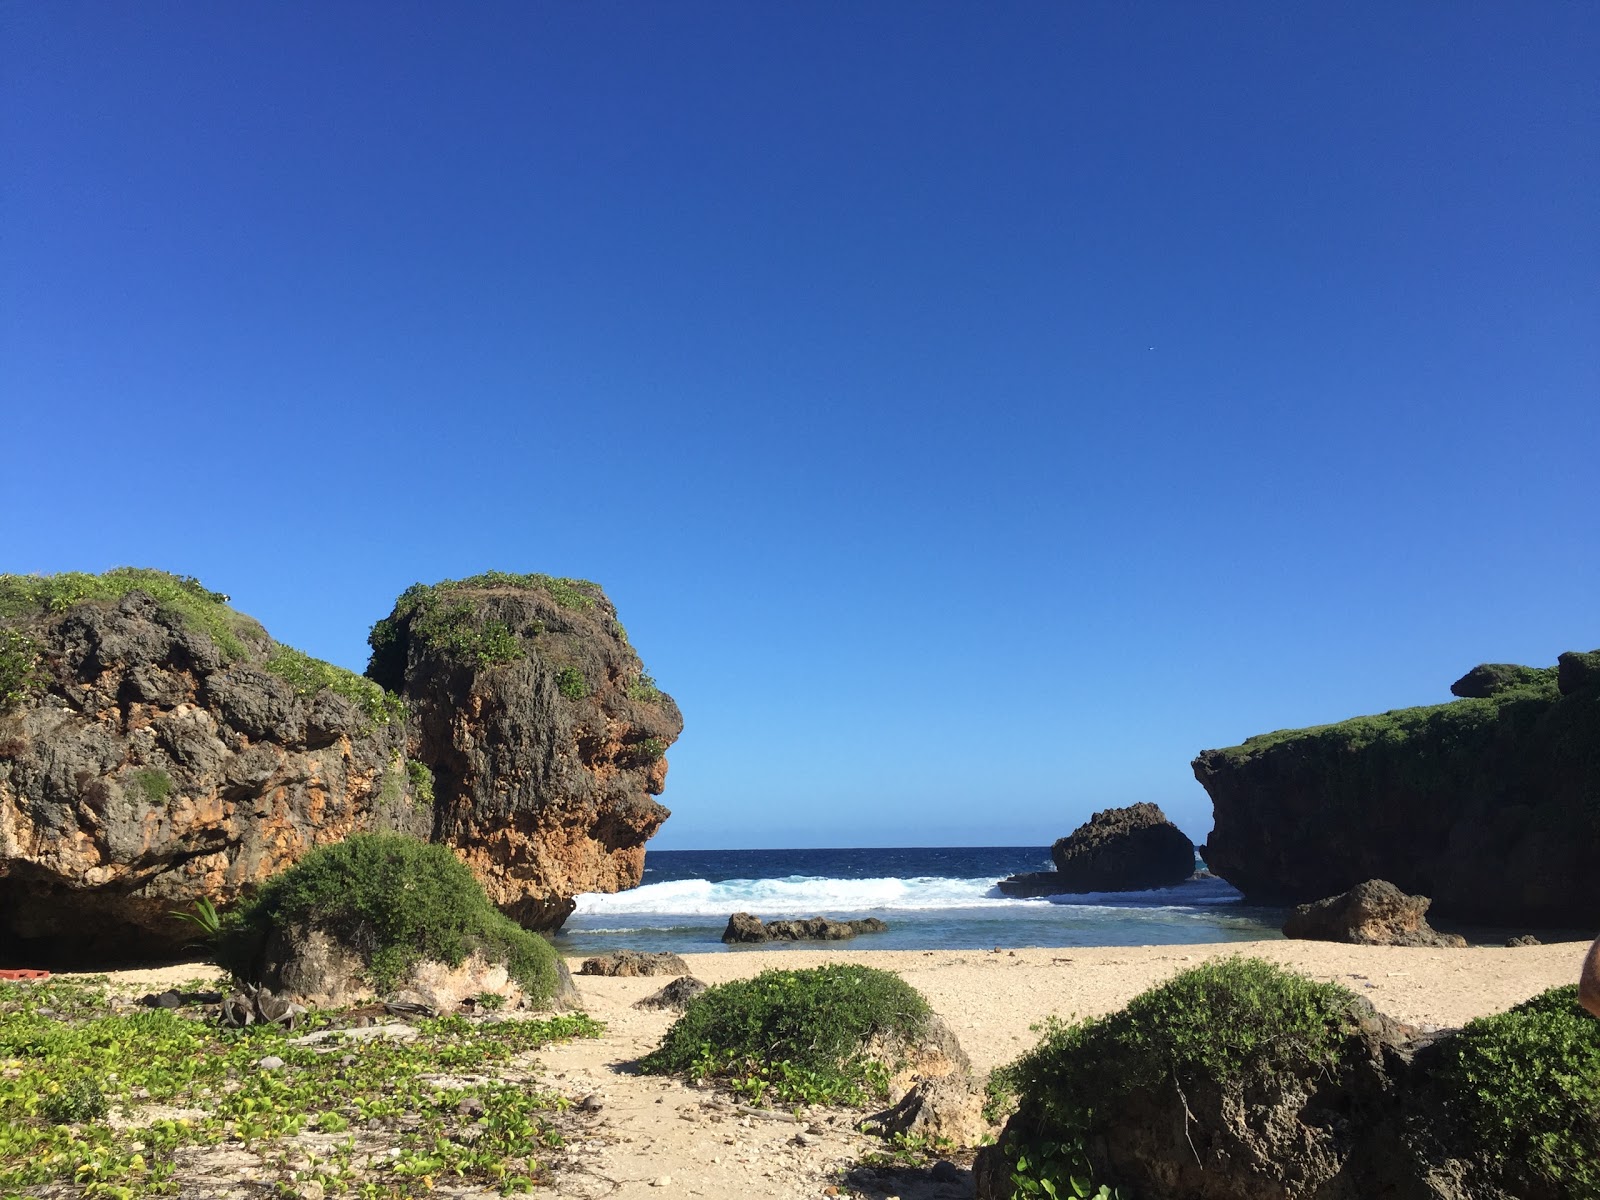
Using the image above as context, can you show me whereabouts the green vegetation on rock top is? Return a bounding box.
[1435,983,1599,1192]
[263,644,406,726]
[0,567,265,661]
[1211,674,1561,766]
[639,964,931,1107]
[216,833,560,1005]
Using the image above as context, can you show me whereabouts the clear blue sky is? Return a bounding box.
[3,3,1596,849]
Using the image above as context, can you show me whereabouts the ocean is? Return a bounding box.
[551,846,1287,957]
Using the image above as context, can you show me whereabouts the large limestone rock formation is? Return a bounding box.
[0,568,681,960]
[1283,879,1466,948]
[0,571,427,962]
[365,572,682,931]
[1194,652,1600,927]
[998,803,1195,896]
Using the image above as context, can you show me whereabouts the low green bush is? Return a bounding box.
[406,758,435,808]
[554,665,586,699]
[639,965,931,1107]
[216,833,559,1006]
[0,628,39,710]
[1434,984,1599,1192]
[993,958,1361,1196]
[264,645,406,726]
[128,768,174,805]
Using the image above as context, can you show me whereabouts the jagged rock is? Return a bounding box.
[720,913,889,943]
[366,574,682,931]
[1507,934,1542,947]
[0,569,682,960]
[633,976,708,1010]
[1195,651,1600,927]
[1283,880,1466,948]
[999,804,1194,896]
[578,950,690,977]
[0,574,428,962]
[869,1012,972,1103]
[868,1074,990,1148]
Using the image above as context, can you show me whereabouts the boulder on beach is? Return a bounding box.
[1283,879,1466,948]
[579,950,690,977]
[633,976,708,1011]
[720,913,889,944]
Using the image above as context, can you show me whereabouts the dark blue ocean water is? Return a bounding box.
[551,846,1287,956]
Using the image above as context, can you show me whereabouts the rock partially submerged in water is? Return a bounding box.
[998,803,1195,896]
[720,912,889,944]
[1283,879,1466,948]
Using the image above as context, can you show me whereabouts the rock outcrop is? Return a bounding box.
[367,572,682,931]
[1282,879,1466,948]
[578,950,689,977]
[0,571,427,963]
[0,568,681,961]
[720,913,889,944]
[633,976,708,1010]
[1194,652,1600,927]
[998,803,1195,896]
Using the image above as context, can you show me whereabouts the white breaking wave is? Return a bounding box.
[572,874,1238,917]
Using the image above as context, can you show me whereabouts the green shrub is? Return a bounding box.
[263,645,405,726]
[128,768,174,805]
[0,628,39,710]
[635,736,667,762]
[554,666,586,700]
[406,759,435,808]
[993,958,1361,1193]
[1434,984,1599,1192]
[0,568,263,661]
[627,671,662,703]
[639,965,930,1106]
[215,833,559,1006]
[40,1077,107,1125]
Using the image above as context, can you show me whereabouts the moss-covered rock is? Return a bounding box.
[216,833,561,1008]
[1194,653,1600,926]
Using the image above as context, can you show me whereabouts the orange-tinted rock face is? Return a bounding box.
[367,576,682,931]
[0,588,428,963]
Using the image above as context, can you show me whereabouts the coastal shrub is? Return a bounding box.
[639,965,931,1107]
[0,568,265,661]
[634,736,667,762]
[406,758,435,809]
[1434,984,1599,1192]
[627,671,662,703]
[263,645,406,726]
[992,958,1361,1194]
[0,628,39,710]
[215,833,559,1004]
[40,1077,108,1125]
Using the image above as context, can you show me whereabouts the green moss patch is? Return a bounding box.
[0,628,39,710]
[0,568,265,661]
[128,768,174,805]
[216,833,560,1005]
[639,964,931,1107]
[1434,984,1600,1192]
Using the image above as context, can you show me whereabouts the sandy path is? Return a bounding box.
[66,938,1591,1200]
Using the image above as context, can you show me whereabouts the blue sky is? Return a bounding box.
[3,3,1596,849]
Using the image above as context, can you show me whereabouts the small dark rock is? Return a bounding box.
[721,914,889,944]
[145,989,183,1009]
[722,912,768,943]
[931,1160,965,1183]
[634,977,709,1011]
[1506,934,1542,947]
[456,1096,485,1118]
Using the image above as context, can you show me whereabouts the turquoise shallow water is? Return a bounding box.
[551,846,1287,957]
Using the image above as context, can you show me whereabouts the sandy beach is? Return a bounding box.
[63,937,1590,1200]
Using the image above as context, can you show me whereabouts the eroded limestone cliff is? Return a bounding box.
[0,568,681,960]
[1194,651,1600,927]
[365,572,681,931]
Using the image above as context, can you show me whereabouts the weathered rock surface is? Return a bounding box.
[719,913,889,944]
[1195,652,1600,927]
[632,976,708,1010]
[1283,879,1466,948]
[998,803,1195,896]
[0,568,682,961]
[366,574,682,932]
[578,950,690,977]
[0,577,427,962]
[868,1074,990,1148]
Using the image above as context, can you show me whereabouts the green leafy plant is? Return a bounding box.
[1434,984,1599,1192]
[215,833,561,1004]
[634,736,667,762]
[0,628,40,710]
[554,666,586,700]
[627,671,662,703]
[40,1078,108,1125]
[170,897,222,939]
[406,759,435,809]
[639,965,930,1108]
